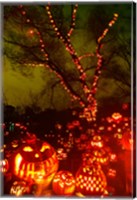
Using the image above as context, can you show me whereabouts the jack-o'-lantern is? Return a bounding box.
[92,149,109,165]
[0,159,9,173]
[52,170,75,195]
[82,150,109,166]
[10,181,30,196]
[11,138,59,194]
[90,135,104,149]
[11,140,19,148]
[76,162,107,196]
[111,112,122,123]
[107,168,116,178]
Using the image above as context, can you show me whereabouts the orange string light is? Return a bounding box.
[18,5,119,119]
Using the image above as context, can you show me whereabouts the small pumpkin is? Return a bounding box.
[0,159,9,173]
[90,135,104,149]
[52,170,75,195]
[10,181,30,196]
[111,112,122,123]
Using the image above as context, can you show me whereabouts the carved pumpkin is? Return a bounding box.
[90,135,104,149]
[111,112,122,123]
[0,159,9,173]
[52,170,75,195]
[76,162,107,196]
[10,181,30,196]
[11,140,19,148]
[92,149,109,165]
[11,138,59,192]
[82,150,109,166]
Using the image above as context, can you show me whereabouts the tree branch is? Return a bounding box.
[46,4,90,99]
[67,4,78,38]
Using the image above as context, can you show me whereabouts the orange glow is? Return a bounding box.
[114,13,118,17]
[86,186,89,190]
[10,181,30,196]
[93,177,96,181]
[61,173,66,180]
[23,146,33,152]
[114,133,122,139]
[20,170,24,178]
[52,170,75,195]
[26,163,31,176]
[15,153,23,174]
[80,185,83,189]
[0,159,9,173]
[125,123,129,126]
[129,139,133,145]
[99,126,104,130]
[107,169,116,177]
[11,140,19,148]
[35,153,39,158]
[110,153,117,162]
[93,183,96,188]
[12,139,59,190]
[28,29,34,35]
[107,126,112,131]
[112,112,122,122]
[117,128,121,132]
[83,183,87,187]
[15,123,20,126]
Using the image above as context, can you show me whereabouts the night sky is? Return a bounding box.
[3,2,132,112]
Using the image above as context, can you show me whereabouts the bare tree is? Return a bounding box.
[4,3,130,120]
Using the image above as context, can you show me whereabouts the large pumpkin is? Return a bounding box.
[75,162,107,196]
[11,138,58,194]
[52,170,75,195]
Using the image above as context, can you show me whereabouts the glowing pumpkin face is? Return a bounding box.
[0,159,9,173]
[12,140,58,187]
[82,150,108,166]
[76,162,107,196]
[92,149,109,165]
[11,140,19,148]
[52,170,75,195]
[90,135,104,149]
[111,112,122,123]
[10,181,30,196]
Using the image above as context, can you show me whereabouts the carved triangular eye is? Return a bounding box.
[23,146,33,152]
[40,143,50,152]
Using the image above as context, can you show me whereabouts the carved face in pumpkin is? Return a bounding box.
[10,181,30,196]
[0,159,9,173]
[12,139,58,186]
[82,150,109,166]
[90,135,104,149]
[52,170,75,195]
